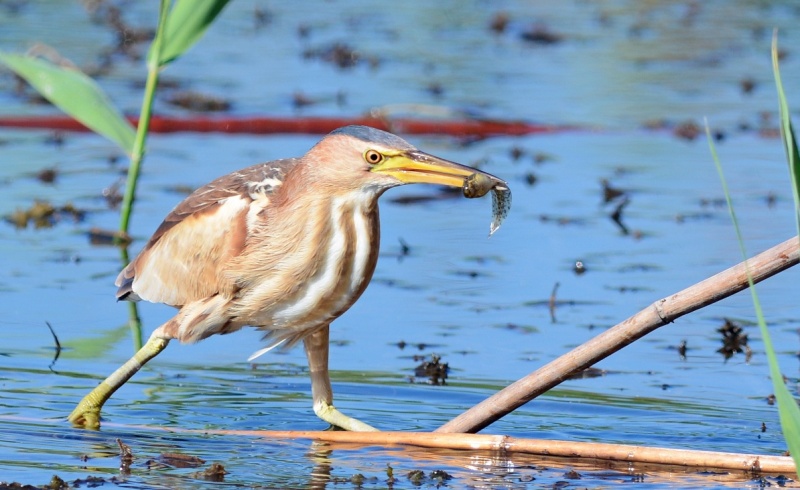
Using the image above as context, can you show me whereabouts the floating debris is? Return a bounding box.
[398,237,411,257]
[489,12,510,34]
[425,82,444,98]
[407,469,425,485]
[740,77,757,95]
[430,470,453,483]
[303,42,377,69]
[6,200,85,229]
[566,367,607,380]
[413,354,449,385]
[166,91,231,112]
[292,91,316,108]
[158,452,206,468]
[674,120,701,141]
[610,196,630,235]
[533,151,556,164]
[46,321,61,372]
[88,227,132,246]
[549,281,560,322]
[117,438,133,474]
[716,318,749,361]
[190,462,227,482]
[601,179,625,203]
[36,167,58,184]
[102,180,124,208]
[521,24,564,45]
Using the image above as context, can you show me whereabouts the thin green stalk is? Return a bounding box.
[119,0,171,235]
[120,245,143,350]
[773,31,800,242]
[118,0,170,350]
[706,120,800,475]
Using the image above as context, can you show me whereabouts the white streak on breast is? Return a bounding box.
[349,203,370,291]
[272,197,348,323]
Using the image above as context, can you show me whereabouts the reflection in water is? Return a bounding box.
[306,444,333,489]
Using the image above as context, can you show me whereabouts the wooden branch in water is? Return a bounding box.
[5,415,793,475]
[148,428,795,474]
[436,236,800,434]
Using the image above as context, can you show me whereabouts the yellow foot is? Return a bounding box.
[314,400,378,432]
[67,336,169,429]
[68,404,100,429]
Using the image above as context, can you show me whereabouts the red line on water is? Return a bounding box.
[0,115,579,137]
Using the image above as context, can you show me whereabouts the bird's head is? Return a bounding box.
[306,125,505,196]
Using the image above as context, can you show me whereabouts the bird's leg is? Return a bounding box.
[304,325,378,432]
[68,334,170,429]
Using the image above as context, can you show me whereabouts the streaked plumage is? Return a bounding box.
[69,125,508,431]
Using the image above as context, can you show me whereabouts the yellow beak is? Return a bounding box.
[371,151,505,191]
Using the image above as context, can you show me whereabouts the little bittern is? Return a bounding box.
[69,125,509,431]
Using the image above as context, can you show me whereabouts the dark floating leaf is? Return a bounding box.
[565,367,607,380]
[489,12,510,34]
[36,167,58,184]
[520,24,564,44]
[303,42,377,69]
[413,354,449,385]
[716,318,749,361]
[117,438,133,474]
[190,462,227,482]
[88,227,132,246]
[5,200,85,229]
[158,452,206,468]
[601,178,625,203]
[674,120,701,141]
[166,90,231,112]
[609,196,630,235]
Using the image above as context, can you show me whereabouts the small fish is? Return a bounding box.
[462,173,511,236]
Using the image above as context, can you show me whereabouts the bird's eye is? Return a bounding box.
[364,150,383,165]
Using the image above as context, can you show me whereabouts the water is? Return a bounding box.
[1,1,800,488]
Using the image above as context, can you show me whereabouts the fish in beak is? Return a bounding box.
[372,150,511,235]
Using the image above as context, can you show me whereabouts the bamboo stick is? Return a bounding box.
[125,426,796,475]
[6,415,794,475]
[436,236,800,434]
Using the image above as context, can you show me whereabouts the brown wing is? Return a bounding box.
[116,159,296,306]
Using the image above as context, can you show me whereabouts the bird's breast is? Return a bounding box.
[234,190,380,340]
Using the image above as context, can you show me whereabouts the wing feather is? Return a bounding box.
[116,159,296,306]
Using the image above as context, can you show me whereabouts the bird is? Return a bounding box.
[68,125,508,431]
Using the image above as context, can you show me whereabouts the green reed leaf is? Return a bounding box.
[0,53,135,153]
[154,0,231,66]
[773,33,800,240]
